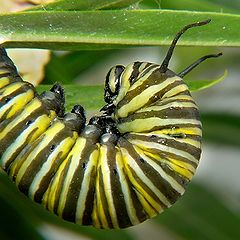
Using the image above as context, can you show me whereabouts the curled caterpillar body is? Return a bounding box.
[0,20,222,229]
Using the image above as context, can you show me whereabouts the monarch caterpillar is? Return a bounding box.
[0,19,222,229]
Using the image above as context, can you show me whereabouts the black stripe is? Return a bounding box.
[119,120,202,134]
[119,107,200,125]
[118,138,168,211]
[117,68,168,109]
[126,133,201,161]
[0,107,51,169]
[62,138,98,224]
[105,143,132,228]
[0,82,35,105]
[18,127,75,199]
[98,166,114,228]
[122,138,181,205]
[52,155,73,215]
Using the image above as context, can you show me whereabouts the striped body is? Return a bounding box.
[0,51,202,229]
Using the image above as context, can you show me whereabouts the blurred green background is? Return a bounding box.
[0,0,240,239]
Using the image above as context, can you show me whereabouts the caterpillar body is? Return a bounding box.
[0,20,221,229]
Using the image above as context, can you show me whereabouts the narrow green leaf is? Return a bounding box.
[149,0,238,14]
[185,70,227,91]
[30,0,140,11]
[210,0,240,10]
[0,10,239,50]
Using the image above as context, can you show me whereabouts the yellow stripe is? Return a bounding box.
[157,94,195,104]
[0,77,10,88]
[118,117,201,133]
[100,145,119,228]
[114,63,134,104]
[15,121,65,185]
[0,82,25,100]
[43,156,69,211]
[121,148,168,210]
[135,190,159,218]
[0,89,35,120]
[133,145,185,194]
[164,159,194,180]
[131,131,201,149]
[0,98,42,140]
[156,127,202,137]
[75,149,99,224]
[161,83,188,99]
[57,137,87,216]
[127,65,159,92]
[0,69,11,75]
[116,149,140,225]
[92,197,101,228]
[95,164,109,228]
[116,76,181,118]
[129,139,199,164]
[1,114,55,169]
[29,133,78,200]
[136,101,198,113]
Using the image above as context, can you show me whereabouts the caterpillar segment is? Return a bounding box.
[0,19,222,229]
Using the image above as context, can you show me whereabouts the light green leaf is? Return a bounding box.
[141,0,238,14]
[185,70,227,91]
[0,10,239,50]
[30,0,140,11]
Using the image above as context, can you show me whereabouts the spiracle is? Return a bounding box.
[0,19,222,229]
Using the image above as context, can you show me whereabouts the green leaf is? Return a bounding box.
[141,0,239,14]
[0,10,239,50]
[155,183,240,240]
[185,70,227,91]
[37,85,104,111]
[30,0,140,11]
[44,50,117,84]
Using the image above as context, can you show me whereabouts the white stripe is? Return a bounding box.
[122,148,171,207]
[129,139,199,165]
[117,76,181,118]
[118,117,201,133]
[15,121,64,185]
[136,101,198,113]
[58,138,87,214]
[29,137,75,199]
[161,84,188,99]
[133,145,185,194]
[1,115,47,168]
[101,146,119,228]
[75,149,99,224]
[129,132,201,149]
[116,149,140,225]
